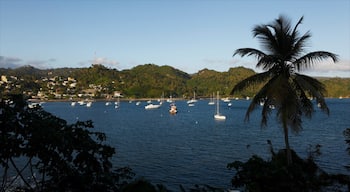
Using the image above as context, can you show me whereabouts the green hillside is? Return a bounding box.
[321,78,350,98]
[1,64,349,99]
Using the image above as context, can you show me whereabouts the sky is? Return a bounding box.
[0,0,349,77]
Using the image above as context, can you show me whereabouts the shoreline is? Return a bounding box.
[29,96,349,103]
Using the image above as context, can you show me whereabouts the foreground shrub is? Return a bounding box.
[228,143,350,192]
[0,94,133,191]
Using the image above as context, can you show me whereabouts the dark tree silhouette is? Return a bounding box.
[0,94,133,191]
[231,15,338,165]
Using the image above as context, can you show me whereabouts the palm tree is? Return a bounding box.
[230,15,338,165]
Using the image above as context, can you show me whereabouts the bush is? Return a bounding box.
[0,94,133,191]
[227,143,350,192]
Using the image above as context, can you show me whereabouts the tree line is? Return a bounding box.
[1,64,349,99]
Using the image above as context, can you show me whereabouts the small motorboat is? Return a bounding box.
[169,103,177,114]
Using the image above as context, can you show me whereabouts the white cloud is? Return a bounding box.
[230,58,350,77]
[0,56,57,69]
[306,59,350,72]
[87,57,120,69]
[0,56,22,68]
[304,59,350,77]
[26,60,52,69]
[48,58,57,62]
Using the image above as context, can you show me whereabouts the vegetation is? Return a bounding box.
[0,94,134,191]
[230,15,338,165]
[228,142,350,191]
[344,128,350,170]
[1,14,350,192]
[187,67,257,97]
[0,93,231,192]
[1,63,350,100]
[322,78,350,98]
[1,94,349,192]
[120,64,191,98]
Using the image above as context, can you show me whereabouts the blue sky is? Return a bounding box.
[1,0,349,77]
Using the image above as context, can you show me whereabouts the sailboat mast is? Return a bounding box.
[216,91,219,114]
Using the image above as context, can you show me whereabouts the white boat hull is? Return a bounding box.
[214,114,226,120]
[145,104,161,109]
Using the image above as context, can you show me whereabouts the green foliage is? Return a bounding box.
[72,64,119,88]
[0,94,133,191]
[186,67,257,98]
[121,64,191,98]
[321,78,350,98]
[1,64,350,99]
[231,15,338,165]
[122,179,170,192]
[227,146,350,191]
[344,128,350,170]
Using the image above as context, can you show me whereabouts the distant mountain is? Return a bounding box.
[0,65,81,79]
[120,64,191,98]
[0,65,44,79]
[321,77,350,98]
[1,64,349,98]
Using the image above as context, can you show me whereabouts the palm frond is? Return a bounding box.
[233,48,266,60]
[273,15,296,57]
[253,25,278,54]
[244,75,279,123]
[245,91,266,123]
[294,74,329,114]
[295,74,326,95]
[256,55,279,70]
[260,97,274,127]
[275,78,303,133]
[278,104,303,134]
[291,16,304,37]
[291,31,311,58]
[293,51,339,71]
[230,71,271,95]
[275,15,292,33]
[291,77,314,118]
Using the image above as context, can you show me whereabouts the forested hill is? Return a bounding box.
[1,64,349,98]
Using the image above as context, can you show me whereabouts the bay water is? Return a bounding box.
[42,98,350,190]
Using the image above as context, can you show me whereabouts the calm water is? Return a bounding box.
[42,99,350,190]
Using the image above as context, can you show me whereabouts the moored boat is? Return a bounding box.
[214,91,226,120]
[86,101,92,107]
[208,92,215,105]
[169,103,177,114]
[145,103,161,109]
[187,91,198,104]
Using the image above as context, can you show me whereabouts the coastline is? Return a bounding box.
[29,96,349,103]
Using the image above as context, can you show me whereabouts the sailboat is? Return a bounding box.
[214,91,226,120]
[71,101,76,106]
[86,101,92,107]
[115,96,120,109]
[187,91,198,105]
[208,92,215,105]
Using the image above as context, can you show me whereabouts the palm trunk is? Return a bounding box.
[283,125,292,165]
